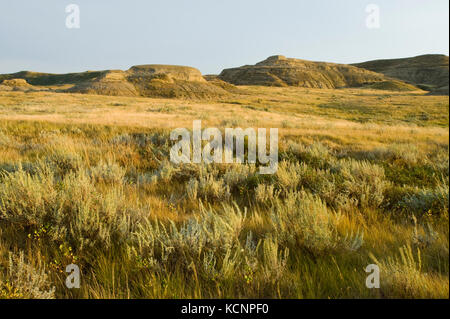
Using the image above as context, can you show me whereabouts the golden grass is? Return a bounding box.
[0,86,448,299]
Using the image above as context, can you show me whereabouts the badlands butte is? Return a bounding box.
[0,54,448,98]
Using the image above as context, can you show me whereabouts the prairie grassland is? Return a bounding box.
[0,87,448,299]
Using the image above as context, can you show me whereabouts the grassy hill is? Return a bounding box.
[219,55,388,88]
[365,80,421,92]
[0,86,448,299]
[353,54,449,95]
[0,65,238,99]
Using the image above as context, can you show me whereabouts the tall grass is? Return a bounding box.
[0,90,448,299]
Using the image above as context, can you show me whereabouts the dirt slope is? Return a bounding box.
[0,78,37,92]
[0,65,238,99]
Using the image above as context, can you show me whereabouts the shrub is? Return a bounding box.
[270,191,363,253]
[412,216,439,248]
[202,248,241,282]
[153,160,180,183]
[110,133,134,146]
[186,178,199,200]
[0,251,55,299]
[0,165,57,227]
[0,165,137,251]
[275,161,302,191]
[46,151,83,176]
[0,131,13,147]
[429,146,449,175]
[284,141,333,167]
[62,183,134,250]
[222,164,257,190]
[275,161,354,211]
[367,143,421,166]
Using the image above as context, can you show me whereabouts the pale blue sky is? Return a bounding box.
[0,0,448,74]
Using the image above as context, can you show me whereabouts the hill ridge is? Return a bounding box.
[218,55,389,89]
[353,54,449,95]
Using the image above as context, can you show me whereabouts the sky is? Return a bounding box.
[0,0,448,75]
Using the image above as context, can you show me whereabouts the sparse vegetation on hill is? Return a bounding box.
[0,79,35,92]
[1,54,446,98]
[365,80,421,92]
[0,85,448,299]
[353,54,449,95]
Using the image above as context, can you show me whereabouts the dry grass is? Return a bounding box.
[0,86,448,299]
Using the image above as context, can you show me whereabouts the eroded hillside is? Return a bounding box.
[353,54,449,95]
[0,65,239,99]
[218,55,389,88]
